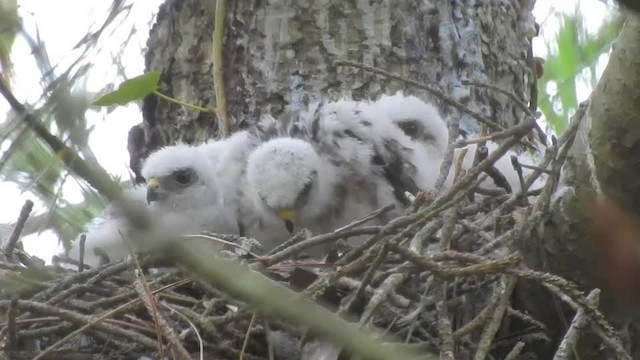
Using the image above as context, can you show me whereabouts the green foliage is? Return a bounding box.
[538,12,622,134]
[0,267,51,298]
[0,121,106,242]
[0,0,19,84]
[0,63,108,244]
[93,71,160,106]
[92,70,211,113]
[0,1,137,250]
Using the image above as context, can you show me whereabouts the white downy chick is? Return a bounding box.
[142,143,239,235]
[372,93,546,196]
[297,99,419,219]
[372,92,449,190]
[244,137,337,250]
[239,99,423,254]
[198,117,286,237]
[206,132,256,217]
[199,139,231,167]
[68,143,240,268]
[67,185,147,267]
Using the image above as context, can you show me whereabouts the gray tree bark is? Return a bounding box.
[136,0,640,358]
[140,0,537,152]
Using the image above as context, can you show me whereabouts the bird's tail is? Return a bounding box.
[373,92,449,156]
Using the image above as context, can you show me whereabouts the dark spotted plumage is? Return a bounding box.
[395,119,420,139]
[248,110,311,145]
[285,99,422,210]
[376,139,420,206]
[309,101,325,142]
[344,129,363,142]
[236,94,451,253]
[396,118,438,144]
[247,98,423,228]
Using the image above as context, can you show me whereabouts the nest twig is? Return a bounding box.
[0,109,630,360]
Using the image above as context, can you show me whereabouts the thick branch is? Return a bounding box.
[525,14,640,331]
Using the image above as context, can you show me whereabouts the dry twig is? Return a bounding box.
[2,200,34,262]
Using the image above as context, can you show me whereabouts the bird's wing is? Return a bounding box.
[199,139,231,167]
[199,115,307,242]
[198,132,259,237]
[303,99,420,206]
[68,186,147,267]
[68,217,132,267]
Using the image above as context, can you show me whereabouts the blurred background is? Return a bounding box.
[0,0,622,262]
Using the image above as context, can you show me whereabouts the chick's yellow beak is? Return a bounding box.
[277,209,295,234]
[146,177,161,204]
[277,209,294,221]
[147,177,160,190]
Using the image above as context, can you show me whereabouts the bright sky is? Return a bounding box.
[0,0,163,259]
[0,0,617,262]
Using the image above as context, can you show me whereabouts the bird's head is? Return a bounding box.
[246,138,320,234]
[375,92,448,156]
[141,144,217,210]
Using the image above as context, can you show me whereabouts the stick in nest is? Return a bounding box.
[473,143,511,194]
[2,200,34,263]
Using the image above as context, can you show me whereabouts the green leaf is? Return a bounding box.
[0,0,19,84]
[92,71,161,106]
[537,12,622,135]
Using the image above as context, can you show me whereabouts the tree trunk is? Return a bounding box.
[140,0,538,151]
[526,15,640,324]
[136,0,640,358]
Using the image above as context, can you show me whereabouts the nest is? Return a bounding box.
[0,117,631,360]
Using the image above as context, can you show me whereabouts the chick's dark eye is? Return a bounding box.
[174,170,192,186]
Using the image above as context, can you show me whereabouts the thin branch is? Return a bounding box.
[0,79,149,229]
[2,199,33,261]
[25,278,192,360]
[358,254,401,325]
[340,242,388,317]
[240,312,257,360]
[5,298,18,351]
[473,276,517,360]
[334,60,502,131]
[153,90,211,113]
[435,103,461,194]
[461,79,546,144]
[513,269,630,359]
[504,342,525,360]
[461,80,532,117]
[213,0,230,137]
[553,289,600,360]
[134,277,191,360]
[78,234,86,272]
[333,204,395,233]
[2,300,160,358]
[435,280,454,360]
[260,227,381,267]
[172,242,422,360]
[160,302,204,360]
